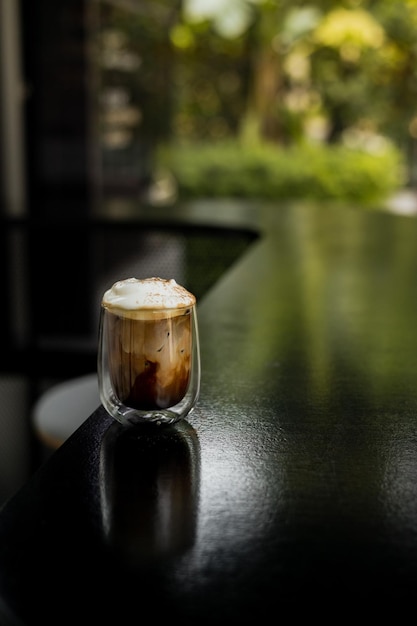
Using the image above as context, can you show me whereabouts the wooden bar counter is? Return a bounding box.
[1,201,417,624]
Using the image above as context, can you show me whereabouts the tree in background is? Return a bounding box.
[93,0,417,198]
[171,0,417,177]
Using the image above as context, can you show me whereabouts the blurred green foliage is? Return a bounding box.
[159,140,405,204]
[97,0,417,203]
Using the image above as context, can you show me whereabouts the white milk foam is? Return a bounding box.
[102,277,196,319]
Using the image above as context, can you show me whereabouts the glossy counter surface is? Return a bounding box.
[1,201,417,623]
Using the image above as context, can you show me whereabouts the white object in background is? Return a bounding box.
[32,373,100,451]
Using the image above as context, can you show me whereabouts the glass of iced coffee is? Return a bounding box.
[98,277,200,426]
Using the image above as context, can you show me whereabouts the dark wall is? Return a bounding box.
[20,0,90,217]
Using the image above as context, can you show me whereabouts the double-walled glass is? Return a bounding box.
[98,278,200,426]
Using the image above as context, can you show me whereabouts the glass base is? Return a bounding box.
[101,391,196,426]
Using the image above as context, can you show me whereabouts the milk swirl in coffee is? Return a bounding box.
[101,277,196,412]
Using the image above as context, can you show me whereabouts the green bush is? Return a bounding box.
[158,140,406,205]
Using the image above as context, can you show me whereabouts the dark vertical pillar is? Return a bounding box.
[20,0,91,217]
[19,0,93,360]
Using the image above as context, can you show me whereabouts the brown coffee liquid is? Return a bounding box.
[106,308,192,410]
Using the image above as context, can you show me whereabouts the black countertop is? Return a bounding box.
[1,201,417,623]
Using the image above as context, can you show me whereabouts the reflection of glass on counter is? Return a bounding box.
[100,419,200,565]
